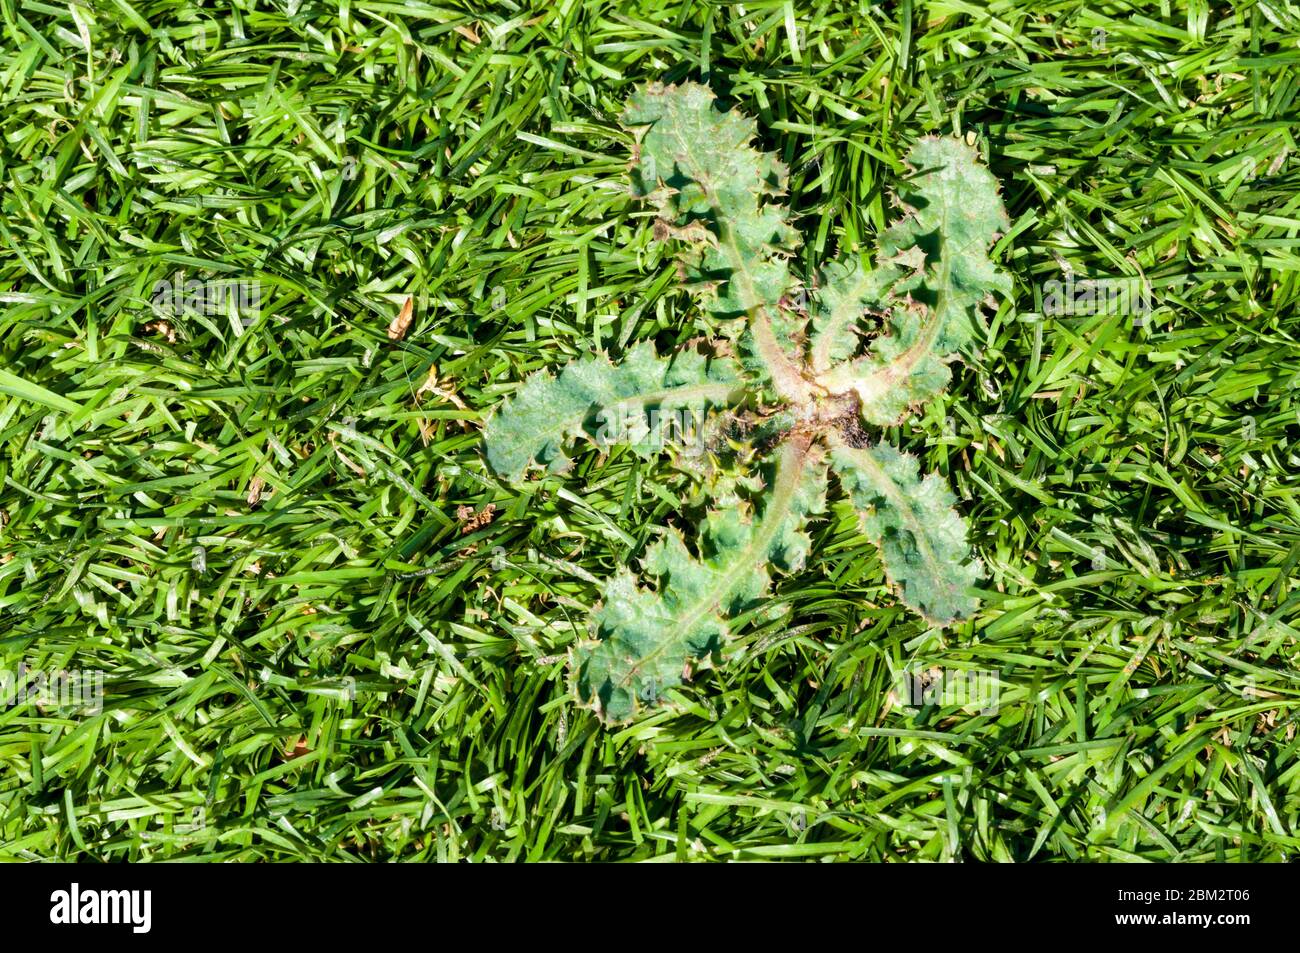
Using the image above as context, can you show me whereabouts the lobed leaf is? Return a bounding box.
[806,255,897,373]
[820,299,952,424]
[879,136,1011,346]
[817,136,1010,423]
[829,438,982,625]
[484,342,745,481]
[571,435,827,723]
[623,82,813,403]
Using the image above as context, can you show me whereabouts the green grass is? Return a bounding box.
[2,0,1300,861]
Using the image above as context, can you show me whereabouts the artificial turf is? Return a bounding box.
[2,0,1300,861]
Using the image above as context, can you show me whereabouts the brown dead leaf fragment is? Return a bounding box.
[415,363,469,410]
[455,503,496,534]
[417,418,437,446]
[247,475,265,506]
[414,363,471,445]
[388,297,415,340]
[143,319,177,343]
